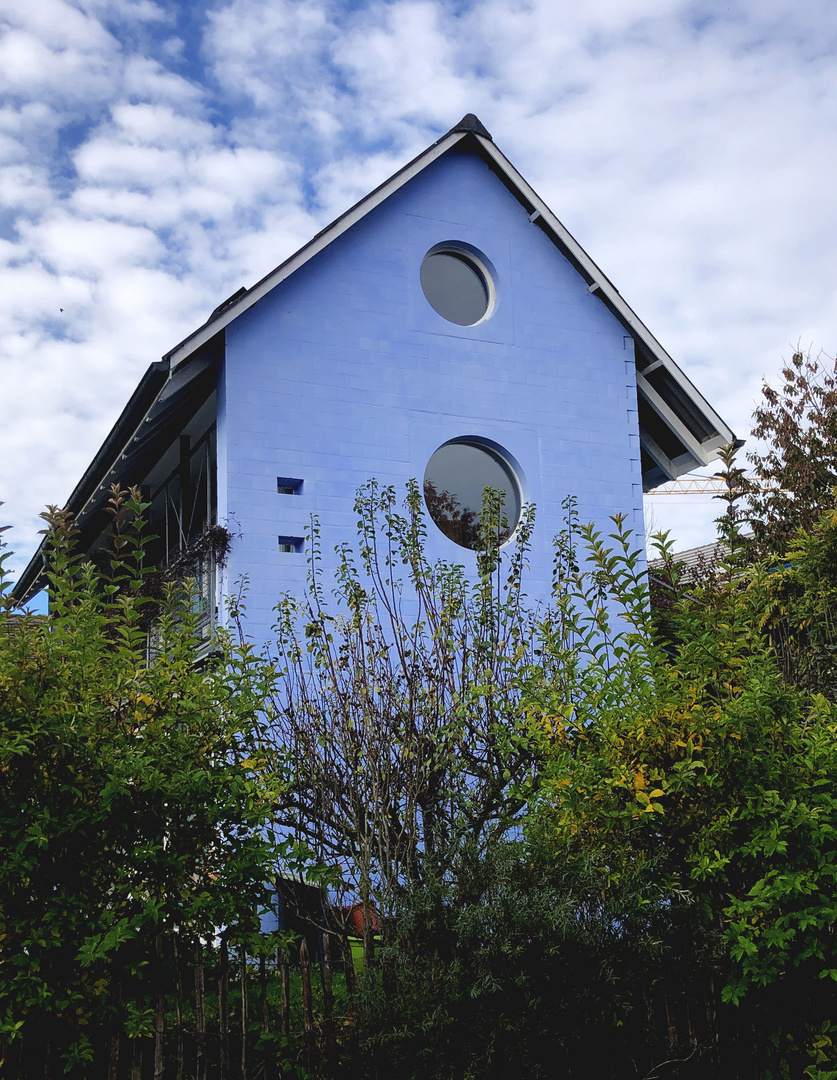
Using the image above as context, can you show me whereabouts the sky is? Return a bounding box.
[1,0,836,582]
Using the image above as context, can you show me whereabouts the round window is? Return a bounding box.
[423,440,522,549]
[420,245,493,325]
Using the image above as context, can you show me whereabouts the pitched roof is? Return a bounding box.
[162,115,734,475]
[14,114,736,600]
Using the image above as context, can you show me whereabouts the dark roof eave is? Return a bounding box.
[13,359,171,602]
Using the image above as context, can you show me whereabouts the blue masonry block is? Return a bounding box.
[17,122,731,640]
[218,149,646,643]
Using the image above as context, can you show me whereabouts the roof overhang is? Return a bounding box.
[14,114,735,600]
[163,114,735,480]
[14,338,220,602]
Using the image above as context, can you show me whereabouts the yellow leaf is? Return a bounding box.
[633,771,646,791]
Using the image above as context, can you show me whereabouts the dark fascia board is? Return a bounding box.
[474,138,736,457]
[13,345,219,603]
[13,359,171,602]
[163,126,472,368]
[162,117,735,479]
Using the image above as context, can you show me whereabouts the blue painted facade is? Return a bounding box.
[25,119,733,628]
[217,146,643,643]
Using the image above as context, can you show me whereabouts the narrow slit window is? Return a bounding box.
[277,477,303,495]
[278,535,304,553]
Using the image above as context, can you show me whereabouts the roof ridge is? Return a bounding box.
[448,113,493,140]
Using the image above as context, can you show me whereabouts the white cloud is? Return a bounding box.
[2,0,837,571]
[0,0,116,52]
[26,215,165,276]
[333,2,470,130]
[205,0,335,113]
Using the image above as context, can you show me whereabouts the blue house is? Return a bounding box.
[15,115,734,645]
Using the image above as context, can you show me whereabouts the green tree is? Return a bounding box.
[747,348,837,557]
[531,465,837,1076]
[0,491,285,1073]
[265,480,548,951]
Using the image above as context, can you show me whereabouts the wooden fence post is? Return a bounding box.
[300,938,314,1070]
[279,949,290,1038]
[194,940,207,1080]
[219,936,230,1080]
[239,943,249,1080]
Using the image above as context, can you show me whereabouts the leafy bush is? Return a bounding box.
[0,491,285,1071]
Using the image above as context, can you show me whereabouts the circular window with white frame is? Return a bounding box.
[423,438,523,549]
[420,243,496,326]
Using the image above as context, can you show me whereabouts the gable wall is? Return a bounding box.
[218,147,644,641]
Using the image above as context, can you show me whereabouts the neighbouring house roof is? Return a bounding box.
[14,114,735,603]
[0,612,47,637]
[647,532,754,582]
[647,538,729,577]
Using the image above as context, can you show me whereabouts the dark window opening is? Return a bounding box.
[146,426,217,567]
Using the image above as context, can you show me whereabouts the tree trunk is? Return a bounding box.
[342,930,359,1070]
[280,949,290,1038]
[322,932,334,1027]
[260,953,270,1035]
[173,935,184,1080]
[361,898,375,965]
[107,982,123,1080]
[131,1037,143,1080]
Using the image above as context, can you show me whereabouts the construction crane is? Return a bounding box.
[650,477,728,496]
[649,477,781,495]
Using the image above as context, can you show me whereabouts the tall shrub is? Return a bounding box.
[0,491,284,1072]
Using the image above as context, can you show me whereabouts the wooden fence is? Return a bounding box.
[1,936,816,1079]
[2,931,362,1080]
